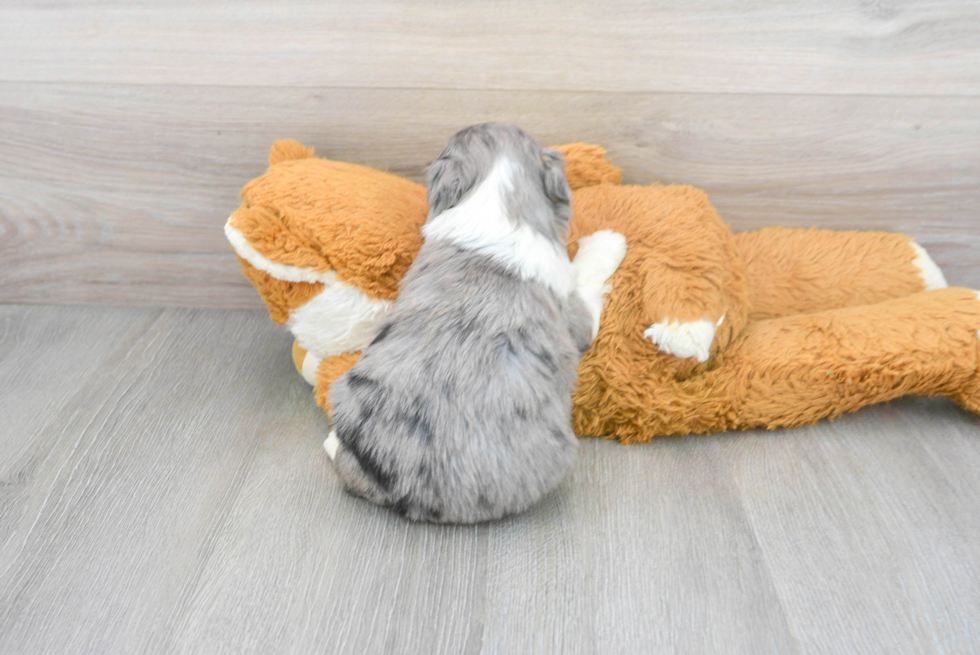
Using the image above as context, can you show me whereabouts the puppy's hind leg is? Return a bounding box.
[323,430,340,460]
[325,427,393,507]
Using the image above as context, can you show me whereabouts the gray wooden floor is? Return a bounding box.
[1,303,978,654]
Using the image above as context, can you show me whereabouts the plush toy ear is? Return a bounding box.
[551,143,622,189]
[426,152,481,218]
[541,148,572,214]
[269,139,315,166]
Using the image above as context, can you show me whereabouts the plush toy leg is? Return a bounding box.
[577,287,980,442]
[734,227,946,320]
[719,287,980,431]
[291,340,306,375]
[569,184,751,366]
[292,339,362,414]
[291,340,321,386]
[313,352,362,414]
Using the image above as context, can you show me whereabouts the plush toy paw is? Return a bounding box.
[572,230,628,337]
[643,313,725,363]
[573,230,627,286]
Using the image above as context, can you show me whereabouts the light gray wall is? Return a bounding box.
[2,1,978,307]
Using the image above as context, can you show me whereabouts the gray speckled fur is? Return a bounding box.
[328,123,592,523]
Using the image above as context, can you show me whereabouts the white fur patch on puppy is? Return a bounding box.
[910,242,948,290]
[300,351,321,386]
[573,230,628,286]
[644,319,716,363]
[572,230,628,337]
[324,430,340,461]
[422,158,576,297]
[288,280,393,359]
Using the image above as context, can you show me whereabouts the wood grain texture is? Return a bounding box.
[1,83,978,308]
[2,1,979,96]
[1,304,979,654]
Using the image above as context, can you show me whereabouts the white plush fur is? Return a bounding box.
[572,230,628,337]
[288,282,393,359]
[644,319,717,363]
[224,218,335,284]
[300,351,321,386]
[226,216,392,359]
[421,158,576,298]
[910,242,948,290]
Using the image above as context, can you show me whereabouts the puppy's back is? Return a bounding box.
[329,123,587,523]
[329,242,580,522]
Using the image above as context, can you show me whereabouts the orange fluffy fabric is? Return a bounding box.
[227,140,980,442]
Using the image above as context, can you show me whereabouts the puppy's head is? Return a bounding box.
[426,123,572,242]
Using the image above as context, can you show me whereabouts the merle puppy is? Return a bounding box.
[326,123,625,523]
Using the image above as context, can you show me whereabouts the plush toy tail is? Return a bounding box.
[292,339,362,416]
[269,139,315,166]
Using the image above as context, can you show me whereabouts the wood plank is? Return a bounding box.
[0,305,320,653]
[1,305,979,653]
[481,439,798,654]
[2,1,980,96]
[1,83,977,308]
[731,401,980,653]
[0,305,163,546]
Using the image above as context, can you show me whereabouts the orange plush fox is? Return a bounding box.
[226,139,980,443]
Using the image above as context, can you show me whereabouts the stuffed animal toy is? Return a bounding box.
[226,139,980,443]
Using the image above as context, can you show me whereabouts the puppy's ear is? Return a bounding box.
[427,153,479,218]
[541,148,572,211]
